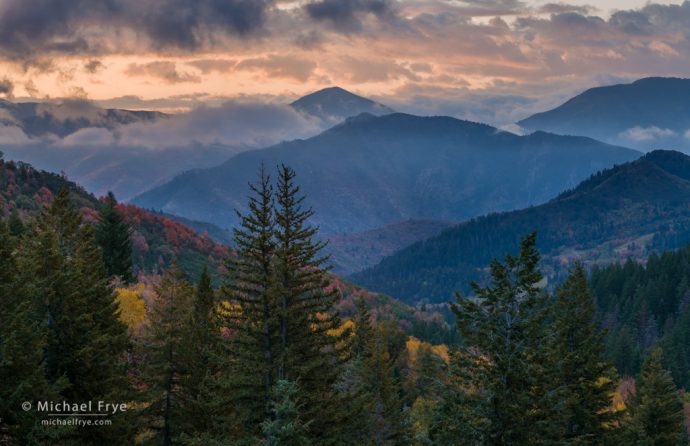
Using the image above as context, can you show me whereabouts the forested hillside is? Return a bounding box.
[353,150,690,303]
[0,155,228,279]
[590,247,690,388]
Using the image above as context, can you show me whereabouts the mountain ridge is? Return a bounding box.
[351,150,690,304]
[518,77,690,151]
[132,112,640,235]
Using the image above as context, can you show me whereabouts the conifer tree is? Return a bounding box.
[261,379,312,446]
[223,165,352,442]
[623,347,687,446]
[140,265,194,446]
[178,266,237,442]
[360,327,410,446]
[222,165,279,437]
[272,164,351,441]
[0,220,54,443]
[96,191,134,283]
[431,233,552,445]
[21,187,133,444]
[547,265,618,444]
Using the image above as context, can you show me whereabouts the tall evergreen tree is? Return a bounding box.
[140,265,194,446]
[272,164,351,441]
[223,165,352,443]
[623,347,687,446]
[21,187,133,444]
[431,233,552,445]
[222,165,279,438]
[359,326,411,446]
[96,191,134,283]
[547,265,619,444]
[0,220,55,444]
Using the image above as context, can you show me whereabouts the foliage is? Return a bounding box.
[622,347,687,445]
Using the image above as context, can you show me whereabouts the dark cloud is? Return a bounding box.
[0,78,14,97]
[0,0,274,63]
[84,60,105,73]
[538,3,594,15]
[126,61,202,83]
[305,0,397,31]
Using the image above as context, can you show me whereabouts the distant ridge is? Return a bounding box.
[518,77,690,151]
[133,112,639,235]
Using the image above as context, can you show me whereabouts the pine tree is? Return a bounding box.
[96,191,134,283]
[21,187,133,444]
[0,220,55,444]
[547,265,619,444]
[623,347,687,446]
[222,164,279,437]
[431,233,552,445]
[261,379,312,446]
[140,265,194,446]
[223,165,352,442]
[272,164,352,441]
[359,326,410,446]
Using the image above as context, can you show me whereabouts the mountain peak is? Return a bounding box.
[291,86,394,123]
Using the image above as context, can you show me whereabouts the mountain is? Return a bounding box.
[291,86,394,124]
[518,77,690,151]
[1,143,236,202]
[133,112,640,235]
[351,150,690,304]
[0,155,229,279]
[324,219,457,276]
[0,99,165,138]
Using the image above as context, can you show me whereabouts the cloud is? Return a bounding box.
[305,0,397,31]
[538,3,595,15]
[619,126,677,142]
[236,55,317,82]
[0,125,31,144]
[84,59,105,73]
[187,59,236,74]
[0,0,274,63]
[126,61,202,83]
[116,101,322,149]
[0,78,14,98]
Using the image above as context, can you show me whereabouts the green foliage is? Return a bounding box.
[433,233,552,444]
[590,247,690,386]
[223,164,352,443]
[261,380,312,446]
[622,347,687,446]
[96,192,134,283]
[3,187,134,445]
[0,220,55,444]
[547,265,619,444]
[139,265,194,446]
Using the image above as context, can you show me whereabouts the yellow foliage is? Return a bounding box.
[406,336,449,367]
[115,285,146,333]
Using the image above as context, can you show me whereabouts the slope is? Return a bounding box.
[351,150,690,304]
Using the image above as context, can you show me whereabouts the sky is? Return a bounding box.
[0,0,689,125]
